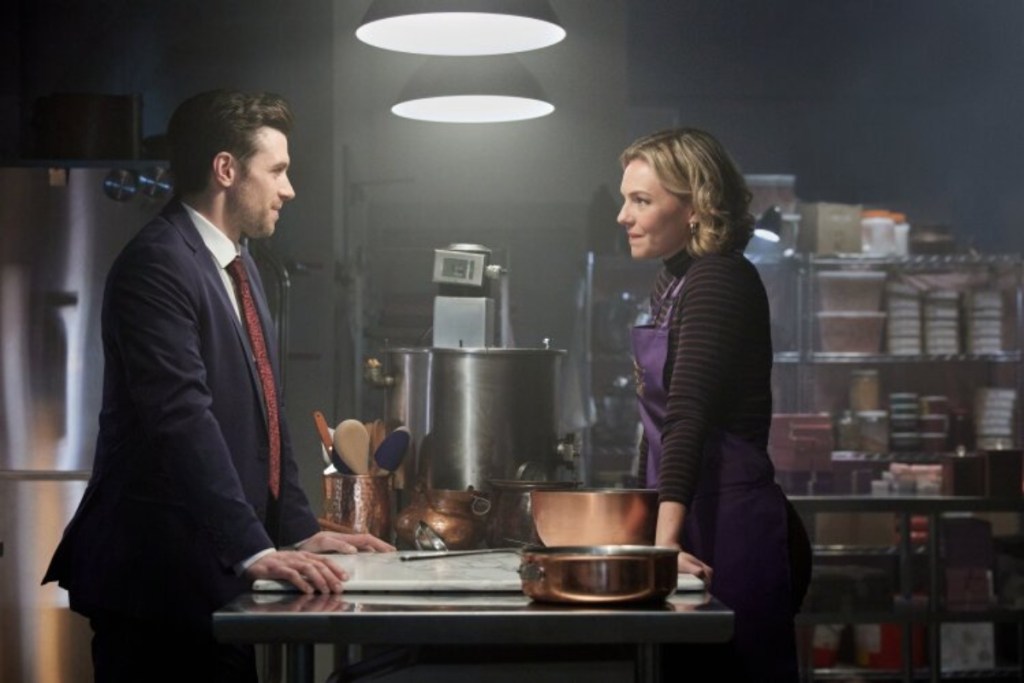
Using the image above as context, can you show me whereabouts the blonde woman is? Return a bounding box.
[619,127,810,682]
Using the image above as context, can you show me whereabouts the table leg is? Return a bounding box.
[635,643,660,683]
[286,643,315,683]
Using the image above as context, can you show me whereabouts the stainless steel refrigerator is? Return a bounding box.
[0,165,169,683]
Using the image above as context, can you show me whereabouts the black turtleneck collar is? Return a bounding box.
[664,249,694,278]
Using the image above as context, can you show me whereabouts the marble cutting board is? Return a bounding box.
[253,551,705,593]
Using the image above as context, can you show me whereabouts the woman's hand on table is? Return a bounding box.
[677,550,713,589]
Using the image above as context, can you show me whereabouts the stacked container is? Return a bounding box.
[815,270,888,354]
[974,387,1017,450]
[923,289,961,355]
[967,289,1004,354]
[885,281,922,355]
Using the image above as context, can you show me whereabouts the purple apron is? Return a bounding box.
[631,276,799,682]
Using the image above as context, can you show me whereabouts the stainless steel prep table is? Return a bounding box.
[213,590,733,683]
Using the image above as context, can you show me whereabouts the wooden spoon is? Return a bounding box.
[367,419,387,460]
[333,419,370,475]
[364,419,386,473]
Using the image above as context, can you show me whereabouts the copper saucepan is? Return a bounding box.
[518,545,679,604]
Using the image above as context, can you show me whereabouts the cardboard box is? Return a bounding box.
[984,449,1022,498]
[769,413,834,473]
[941,453,986,496]
[940,623,995,672]
[798,202,863,255]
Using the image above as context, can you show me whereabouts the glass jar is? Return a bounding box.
[856,410,890,453]
[849,369,881,412]
[836,410,861,450]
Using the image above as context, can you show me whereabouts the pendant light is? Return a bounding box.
[356,0,566,56]
[391,55,554,123]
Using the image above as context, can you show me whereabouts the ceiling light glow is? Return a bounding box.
[357,12,565,56]
[392,95,555,123]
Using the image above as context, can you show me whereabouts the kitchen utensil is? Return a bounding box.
[313,410,336,467]
[399,547,519,562]
[333,419,370,475]
[514,461,547,480]
[517,545,679,604]
[396,486,491,550]
[530,488,657,547]
[367,419,387,458]
[322,473,393,541]
[414,520,448,551]
[364,419,384,473]
[387,347,565,492]
[484,479,580,548]
[374,426,410,473]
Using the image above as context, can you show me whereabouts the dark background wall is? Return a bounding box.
[626,0,1024,253]
[5,1,1020,250]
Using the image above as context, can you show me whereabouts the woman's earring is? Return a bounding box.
[688,221,698,236]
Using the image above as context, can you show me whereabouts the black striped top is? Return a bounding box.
[637,249,774,505]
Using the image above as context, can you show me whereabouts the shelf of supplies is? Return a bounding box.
[797,603,1024,626]
[809,254,1023,268]
[806,352,1022,364]
[809,665,1023,681]
[789,495,1024,515]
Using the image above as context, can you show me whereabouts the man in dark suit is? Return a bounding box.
[43,89,394,683]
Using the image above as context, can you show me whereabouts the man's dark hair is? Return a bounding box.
[167,89,294,196]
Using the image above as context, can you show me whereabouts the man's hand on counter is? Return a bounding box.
[298,530,396,555]
[245,549,350,594]
[244,533,395,594]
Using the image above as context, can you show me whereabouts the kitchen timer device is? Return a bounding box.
[431,243,505,348]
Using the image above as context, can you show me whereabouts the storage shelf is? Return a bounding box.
[797,604,1024,626]
[810,665,1022,681]
[582,251,1024,681]
[807,352,1021,364]
[809,253,1022,268]
[790,495,1024,515]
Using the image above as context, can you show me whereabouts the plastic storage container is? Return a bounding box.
[816,270,887,312]
[817,312,887,353]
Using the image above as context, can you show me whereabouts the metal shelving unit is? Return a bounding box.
[792,496,1024,683]
[580,251,1024,680]
[788,252,1024,682]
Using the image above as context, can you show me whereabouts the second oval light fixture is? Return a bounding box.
[355,0,565,123]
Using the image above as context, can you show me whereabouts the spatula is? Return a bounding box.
[333,419,370,475]
[313,410,336,468]
[374,426,410,473]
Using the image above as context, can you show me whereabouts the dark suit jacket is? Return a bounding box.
[43,199,319,630]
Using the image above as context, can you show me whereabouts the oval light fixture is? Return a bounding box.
[356,0,566,56]
[391,55,554,123]
[393,95,554,124]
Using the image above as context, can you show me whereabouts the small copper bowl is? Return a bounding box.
[530,488,657,547]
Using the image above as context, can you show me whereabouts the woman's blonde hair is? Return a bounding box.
[620,128,753,256]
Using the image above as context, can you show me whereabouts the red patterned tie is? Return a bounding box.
[227,256,281,499]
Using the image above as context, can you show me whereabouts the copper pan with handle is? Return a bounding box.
[518,545,680,604]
